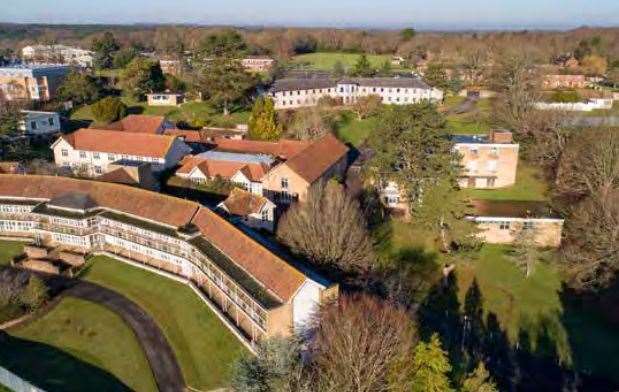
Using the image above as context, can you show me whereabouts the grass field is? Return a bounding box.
[82,256,246,390]
[0,240,25,266]
[291,52,395,71]
[445,98,494,134]
[463,164,550,202]
[334,111,378,147]
[2,297,157,392]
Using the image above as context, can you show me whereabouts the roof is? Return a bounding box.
[471,200,562,219]
[98,115,167,134]
[270,76,432,92]
[270,78,337,93]
[47,192,98,210]
[97,168,139,185]
[284,133,349,184]
[222,188,270,216]
[197,150,275,166]
[213,138,311,159]
[195,160,269,182]
[58,128,178,158]
[165,129,204,143]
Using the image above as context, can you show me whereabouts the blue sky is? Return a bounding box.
[2,0,618,29]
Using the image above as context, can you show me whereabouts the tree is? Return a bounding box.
[92,31,120,69]
[194,58,256,115]
[408,333,453,392]
[19,275,48,311]
[0,103,24,138]
[351,95,382,120]
[198,29,247,59]
[57,71,102,105]
[248,97,282,141]
[424,63,450,90]
[378,59,392,76]
[119,57,165,101]
[333,60,345,77]
[550,90,581,103]
[277,181,374,274]
[352,54,374,77]
[400,28,416,41]
[580,54,608,76]
[286,106,340,140]
[461,362,498,392]
[112,47,139,69]
[311,294,416,392]
[508,227,544,278]
[91,97,126,124]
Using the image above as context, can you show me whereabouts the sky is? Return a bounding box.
[2,0,618,30]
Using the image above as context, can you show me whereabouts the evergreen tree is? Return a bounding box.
[333,60,346,77]
[19,276,48,311]
[508,227,544,278]
[424,63,450,91]
[57,71,102,105]
[461,362,498,392]
[379,59,393,76]
[91,97,127,124]
[195,58,256,115]
[248,97,281,141]
[92,31,120,69]
[119,57,165,101]
[353,54,374,77]
[410,333,454,392]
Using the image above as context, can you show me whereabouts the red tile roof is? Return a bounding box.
[284,133,348,183]
[59,128,179,158]
[98,115,167,134]
[196,160,269,182]
[223,188,269,215]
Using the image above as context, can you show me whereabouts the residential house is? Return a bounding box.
[453,130,519,189]
[218,188,277,232]
[95,114,175,134]
[542,74,587,89]
[147,93,184,107]
[242,57,276,72]
[469,200,564,247]
[0,174,338,343]
[269,76,443,110]
[0,64,70,101]
[20,110,61,139]
[51,128,191,176]
[22,44,94,67]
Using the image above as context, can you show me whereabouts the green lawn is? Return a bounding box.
[463,164,550,202]
[445,98,494,134]
[0,240,26,266]
[82,256,246,390]
[291,52,396,71]
[334,111,378,147]
[2,297,157,392]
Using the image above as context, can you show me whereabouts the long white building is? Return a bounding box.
[269,76,443,109]
[22,45,94,68]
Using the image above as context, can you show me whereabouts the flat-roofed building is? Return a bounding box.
[269,76,443,110]
[542,74,587,89]
[22,44,94,67]
[147,93,184,107]
[0,64,70,101]
[52,128,191,176]
[0,174,337,343]
[242,57,276,72]
[20,110,61,138]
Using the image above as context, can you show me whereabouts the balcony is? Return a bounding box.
[37,222,95,237]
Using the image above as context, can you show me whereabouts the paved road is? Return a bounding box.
[65,281,186,392]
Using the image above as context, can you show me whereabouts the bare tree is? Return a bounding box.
[351,95,382,120]
[277,181,374,274]
[309,294,417,392]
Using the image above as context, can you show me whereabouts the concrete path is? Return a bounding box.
[64,281,186,392]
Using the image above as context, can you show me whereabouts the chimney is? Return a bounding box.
[491,130,513,144]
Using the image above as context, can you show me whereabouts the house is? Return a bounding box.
[0,64,70,101]
[159,59,182,76]
[242,57,276,72]
[51,128,191,176]
[95,114,175,134]
[19,111,61,138]
[453,130,519,188]
[218,188,277,232]
[468,200,564,247]
[147,93,184,107]
[542,74,587,89]
[22,44,94,67]
[269,76,443,110]
[0,174,338,343]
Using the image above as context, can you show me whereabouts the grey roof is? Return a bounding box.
[197,150,275,165]
[47,192,98,211]
[270,76,432,93]
[270,78,336,93]
[451,134,490,144]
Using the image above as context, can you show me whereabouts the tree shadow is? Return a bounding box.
[0,332,130,392]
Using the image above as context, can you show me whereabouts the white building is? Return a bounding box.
[269,77,443,109]
[52,128,191,176]
[0,64,70,101]
[22,45,94,67]
[20,111,61,138]
[147,93,184,107]
[534,98,614,112]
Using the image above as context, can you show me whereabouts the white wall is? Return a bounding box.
[292,279,323,330]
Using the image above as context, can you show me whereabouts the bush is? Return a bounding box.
[550,90,581,103]
[19,276,49,311]
[91,96,126,123]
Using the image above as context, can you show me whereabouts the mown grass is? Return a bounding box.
[291,52,396,71]
[82,256,246,390]
[445,98,494,134]
[463,164,550,202]
[0,240,25,266]
[3,297,157,392]
[334,111,378,147]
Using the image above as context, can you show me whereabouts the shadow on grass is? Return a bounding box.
[0,332,130,392]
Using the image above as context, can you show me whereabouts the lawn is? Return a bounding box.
[334,111,378,147]
[291,52,395,71]
[0,240,26,266]
[82,256,246,390]
[463,164,550,202]
[445,98,494,134]
[1,297,157,392]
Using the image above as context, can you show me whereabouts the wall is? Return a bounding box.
[475,218,564,247]
[456,143,519,188]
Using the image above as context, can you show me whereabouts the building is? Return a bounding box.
[469,200,564,247]
[0,174,337,343]
[159,59,182,76]
[95,114,175,134]
[453,130,519,188]
[22,44,94,67]
[218,188,277,232]
[147,93,184,107]
[19,111,61,138]
[0,64,71,101]
[269,76,443,110]
[242,57,276,72]
[51,128,191,176]
[534,99,614,112]
[97,160,159,190]
[542,74,587,89]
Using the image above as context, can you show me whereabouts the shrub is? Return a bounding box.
[550,90,581,103]
[19,276,49,311]
[91,96,126,123]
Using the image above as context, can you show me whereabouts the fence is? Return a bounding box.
[0,366,45,392]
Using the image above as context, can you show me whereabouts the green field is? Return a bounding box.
[2,297,157,392]
[82,256,246,390]
[0,240,26,266]
[334,111,378,147]
[463,164,550,202]
[291,52,395,71]
[445,98,494,134]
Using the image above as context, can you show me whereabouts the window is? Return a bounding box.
[487,177,496,187]
[281,177,289,189]
[30,121,37,130]
[261,209,269,222]
[79,151,86,159]
[94,166,102,174]
[48,117,55,126]
[108,154,115,161]
[499,221,510,230]
[523,221,536,230]
[61,149,68,157]
[93,152,100,159]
